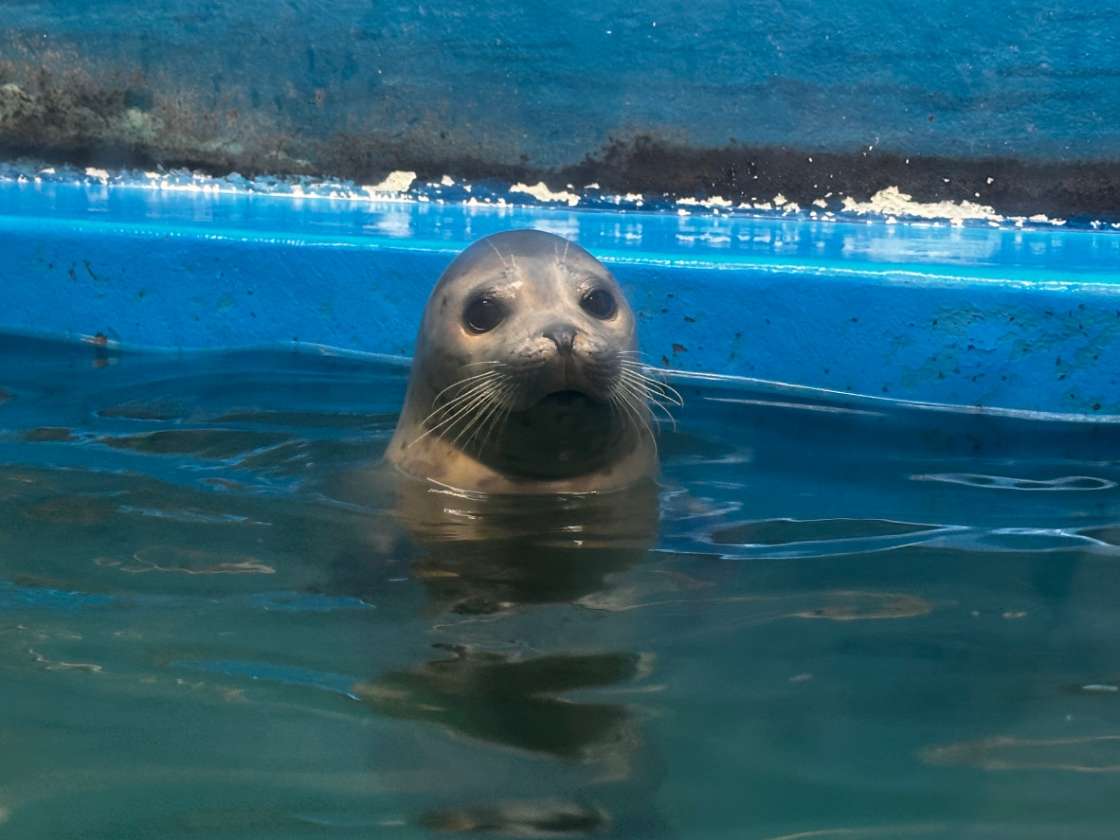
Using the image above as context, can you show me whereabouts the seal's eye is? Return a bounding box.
[463,296,506,334]
[580,288,617,320]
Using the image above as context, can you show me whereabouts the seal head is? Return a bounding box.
[387,229,658,493]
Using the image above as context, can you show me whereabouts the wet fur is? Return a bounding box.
[387,229,679,494]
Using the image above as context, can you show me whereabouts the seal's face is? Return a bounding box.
[420,229,636,412]
[391,229,663,487]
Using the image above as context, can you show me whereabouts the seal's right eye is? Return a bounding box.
[463,296,506,334]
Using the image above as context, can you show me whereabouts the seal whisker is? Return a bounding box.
[427,383,498,420]
[619,369,683,412]
[438,386,502,447]
[607,391,638,435]
[475,379,517,449]
[430,369,503,406]
[422,379,501,427]
[611,379,652,431]
[611,385,658,459]
[410,381,503,447]
[469,379,516,452]
[619,354,659,367]
[619,361,684,399]
[487,381,517,448]
[647,398,679,431]
[606,391,631,439]
[454,378,511,450]
[623,369,681,396]
[466,397,503,453]
[616,374,678,433]
[624,383,684,421]
[616,350,657,366]
[620,368,681,400]
[619,366,684,407]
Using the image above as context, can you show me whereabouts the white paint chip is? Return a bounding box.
[677,195,733,209]
[366,170,417,193]
[841,186,1004,224]
[509,181,580,206]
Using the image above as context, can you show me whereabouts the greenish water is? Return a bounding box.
[2,336,1120,839]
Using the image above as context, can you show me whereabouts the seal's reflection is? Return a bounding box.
[359,474,661,834]
[356,645,644,760]
[389,473,659,616]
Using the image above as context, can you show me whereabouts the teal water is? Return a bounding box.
[2,335,1120,839]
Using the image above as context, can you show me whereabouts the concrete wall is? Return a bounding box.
[2,2,1118,216]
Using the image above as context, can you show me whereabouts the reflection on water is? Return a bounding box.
[3,336,1120,838]
[358,647,644,760]
[921,735,1120,774]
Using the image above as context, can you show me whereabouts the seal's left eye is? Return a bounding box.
[581,288,617,320]
[463,296,506,333]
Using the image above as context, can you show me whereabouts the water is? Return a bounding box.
[2,334,1120,839]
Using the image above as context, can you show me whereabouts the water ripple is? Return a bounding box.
[910,473,1117,491]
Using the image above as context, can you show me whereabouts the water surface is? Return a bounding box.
[2,335,1120,838]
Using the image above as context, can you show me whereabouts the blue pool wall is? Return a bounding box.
[2,180,1119,418]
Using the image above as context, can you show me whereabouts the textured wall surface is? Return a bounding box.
[2,2,1118,215]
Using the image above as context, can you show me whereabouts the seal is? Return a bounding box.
[387,229,678,495]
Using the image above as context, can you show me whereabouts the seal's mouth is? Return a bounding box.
[544,389,588,404]
[527,388,603,409]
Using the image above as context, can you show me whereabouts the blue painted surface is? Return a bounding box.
[2,0,1119,162]
[2,179,1120,416]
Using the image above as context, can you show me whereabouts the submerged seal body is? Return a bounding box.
[387,229,665,494]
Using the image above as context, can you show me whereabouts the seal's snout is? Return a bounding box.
[543,323,577,355]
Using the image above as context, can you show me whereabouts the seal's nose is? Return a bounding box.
[543,323,577,354]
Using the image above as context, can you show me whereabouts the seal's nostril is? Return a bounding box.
[543,323,577,354]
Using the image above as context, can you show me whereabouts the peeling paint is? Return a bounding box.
[842,186,1005,226]
[678,195,733,209]
[509,181,581,207]
[366,170,417,194]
